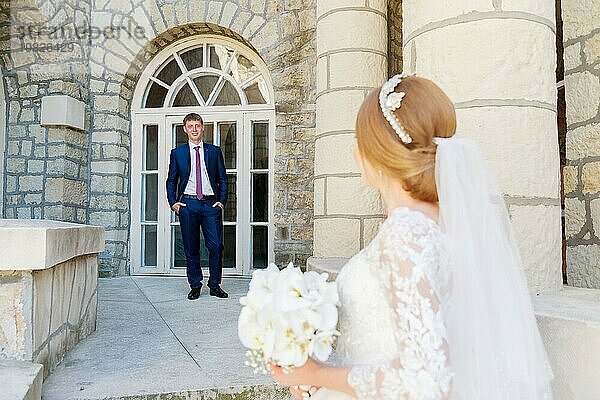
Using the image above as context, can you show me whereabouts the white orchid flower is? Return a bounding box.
[302,271,339,308]
[272,334,309,367]
[238,261,340,371]
[310,330,337,361]
[301,271,328,302]
[241,264,280,309]
[238,302,275,350]
[313,302,338,332]
[273,265,311,312]
[287,309,319,342]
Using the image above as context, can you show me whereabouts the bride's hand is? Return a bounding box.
[289,386,305,400]
[289,385,319,400]
[270,358,323,387]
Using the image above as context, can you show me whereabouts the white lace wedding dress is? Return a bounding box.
[312,206,453,400]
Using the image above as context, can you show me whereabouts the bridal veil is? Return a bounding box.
[434,136,554,399]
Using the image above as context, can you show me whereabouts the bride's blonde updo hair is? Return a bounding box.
[355,76,457,203]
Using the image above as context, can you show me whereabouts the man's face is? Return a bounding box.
[184,119,204,143]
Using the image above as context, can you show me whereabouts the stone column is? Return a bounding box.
[402,1,561,294]
[313,0,388,259]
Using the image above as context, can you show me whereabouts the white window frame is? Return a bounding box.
[133,35,274,111]
[130,36,275,276]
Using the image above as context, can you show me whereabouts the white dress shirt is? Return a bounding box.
[183,141,215,196]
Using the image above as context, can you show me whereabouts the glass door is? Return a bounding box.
[130,36,276,276]
[131,115,167,274]
[166,114,242,275]
[247,119,271,270]
[131,110,274,276]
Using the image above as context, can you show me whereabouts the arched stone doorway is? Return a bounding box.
[130,35,275,276]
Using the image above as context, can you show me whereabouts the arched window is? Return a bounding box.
[142,41,271,108]
[130,36,274,276]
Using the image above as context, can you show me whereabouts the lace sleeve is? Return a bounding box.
[347,219,453,400]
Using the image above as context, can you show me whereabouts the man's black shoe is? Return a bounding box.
[187,285,202,300]
[209,286,228,298]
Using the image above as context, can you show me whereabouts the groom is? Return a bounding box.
[166,113,229,300]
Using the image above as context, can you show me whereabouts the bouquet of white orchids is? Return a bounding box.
[238,263,340,374]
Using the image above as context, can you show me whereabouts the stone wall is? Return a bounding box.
[0,257,99,377]
[562,0,600,288]
[1,0,91,223]
[402,0,562,294]
[0,1,6,219]
[86,0,317,275]
[1,1,317,276]
[388,0,402,75]
[0,220,103,378]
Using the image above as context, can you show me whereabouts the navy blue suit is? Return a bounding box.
[166,142,228,289]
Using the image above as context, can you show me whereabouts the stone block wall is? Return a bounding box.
[87,0,317,275]
[388,0,402,76]
[402,0,562,294]
[0,258,98,377]
[1,0,92,223]
[0,220,103,378]
[562,0,600,288]
[1,1,317,275]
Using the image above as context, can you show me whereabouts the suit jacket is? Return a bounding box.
[166,142,228,207]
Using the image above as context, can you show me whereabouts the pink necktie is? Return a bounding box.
[194,146,203,200]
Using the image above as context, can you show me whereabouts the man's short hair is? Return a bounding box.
[183,113,203,126]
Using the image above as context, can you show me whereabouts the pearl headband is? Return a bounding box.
[379,73,413,144]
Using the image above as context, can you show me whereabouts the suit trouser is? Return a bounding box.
[178,197,224,289]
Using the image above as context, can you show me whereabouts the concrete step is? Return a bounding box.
[306,257,346,281]
[59,384,291,400]
[41,277,291,400]
[534,286,600,399]
[1,360,43,400]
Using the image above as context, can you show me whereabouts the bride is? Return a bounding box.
[271,74,554,399]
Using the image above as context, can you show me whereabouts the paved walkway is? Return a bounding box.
[42,276,289,400]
